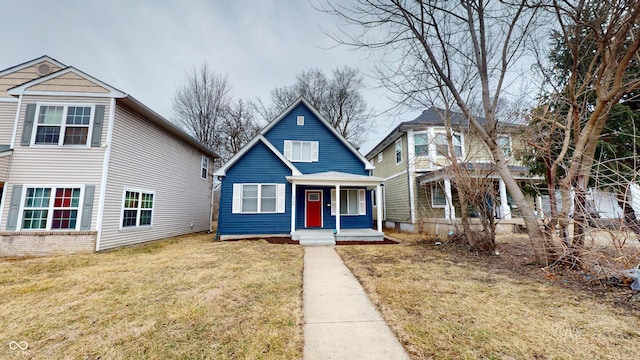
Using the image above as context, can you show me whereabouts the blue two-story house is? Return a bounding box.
[215,97,384,245]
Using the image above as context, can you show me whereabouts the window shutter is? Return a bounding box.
[91,105,105,147]
[20,104,37,146]
[284,140,292,160]
[331,189,336,216]
[311,142,319,161]
[358,189,366,215]
[6,185,23,231]
[232,184,242,213]
[277,184,286,213]
[80,185,95,230]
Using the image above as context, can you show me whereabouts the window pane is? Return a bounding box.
[261,185,276,198]
[54,188,80,208]
[63,127,88,145]
[125,191,139,208]
[340,190,348,214]
[415,133,428,156]
[25,188,50,208]
[38,106,63,124]
[35,126,60,144]
[122,209,138,227]
[348,190,358,214]
[261,198,276,212]
[140,210,152,225]
[433,186,447,206]
[242,198,258,212]
[22,210,48,229]
[66,106,91,125]
[292,142,301,161]
[301,142,311,161]
[51,210,77,229]
[261,185,277,212]
[141,193,154,209]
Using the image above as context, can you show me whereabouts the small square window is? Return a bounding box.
[297,116,304,126]
[378,152,383,163]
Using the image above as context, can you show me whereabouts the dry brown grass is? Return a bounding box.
[0,233,304,359]
[336,233,640,360]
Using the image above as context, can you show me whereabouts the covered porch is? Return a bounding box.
[286,171,385,245]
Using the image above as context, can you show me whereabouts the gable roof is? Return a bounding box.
[214,135,301,177]
[0,55,66,78]
[261,97,374,170]
[2,56,216,159]
[365,107,522,159]
[7,66,126,98]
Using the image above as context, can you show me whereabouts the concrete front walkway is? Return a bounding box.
[303,246,410,360]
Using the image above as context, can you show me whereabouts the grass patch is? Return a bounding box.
[1,233,304,359]
[336,234,640,359]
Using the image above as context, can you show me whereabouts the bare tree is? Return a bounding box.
[318,0,554,263]
[258,67,370,146]
[173,62,231,164]
[218,99,261,163]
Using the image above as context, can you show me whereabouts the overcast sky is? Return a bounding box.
[1,0,417,154]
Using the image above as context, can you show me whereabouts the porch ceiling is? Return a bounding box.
[286,171,384,187]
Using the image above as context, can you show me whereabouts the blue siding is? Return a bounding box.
[294,186,373,230]
[218,142,292,235]
[264,103,368,175]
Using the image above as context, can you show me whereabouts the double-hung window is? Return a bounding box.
[201,156,209,179]
[122,190,154,228]
[21,186,81,230]
[395,138,402,164]
[233,184,285,213]
[498,135,512,157]
[414,132,429,156]
[331,188,366,215]
[435,132,463,158]
[34,105,93,146]
[284,140,318,162]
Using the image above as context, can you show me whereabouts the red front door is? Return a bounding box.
[306,191,322,227]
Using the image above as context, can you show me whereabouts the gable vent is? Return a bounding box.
[37,64,51,76]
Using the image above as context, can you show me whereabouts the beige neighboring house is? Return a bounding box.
[366,107,542,235]
[0,56,216,256]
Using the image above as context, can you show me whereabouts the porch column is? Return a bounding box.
[444,179,455,220]
[290,182,297,233]
[499,178,511,219]
[335,184,341,233]
[376,183,383,232]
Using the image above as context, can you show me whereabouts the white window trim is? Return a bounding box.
[31,103,95,147]
[119,188,155,230]
[414,131,430,157]
[201,155,209,180]
[297,116,305,126]
[283,140,319,162]
[17,184,85,231]
[431,184,448,208]
[433,131,464,159]
[331,188,366,216]
[232,183,286,214]
[395,138,402,164]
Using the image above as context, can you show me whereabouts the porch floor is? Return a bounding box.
[292,229,384,246]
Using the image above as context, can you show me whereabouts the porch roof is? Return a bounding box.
[417,163,543,185]
[286,171,384,187]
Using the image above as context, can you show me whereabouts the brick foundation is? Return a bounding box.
[0,231,97,257]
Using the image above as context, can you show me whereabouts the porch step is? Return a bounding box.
[298,234,336,246]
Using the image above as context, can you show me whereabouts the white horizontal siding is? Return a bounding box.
[0,102,17,145]
[98,104,212,250]
[0,95,110,230]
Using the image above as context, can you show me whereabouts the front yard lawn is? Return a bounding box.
[0,233,304,359]
[336,234,640,359]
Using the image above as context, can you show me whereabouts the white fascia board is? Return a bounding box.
[214,135,301,177]
[0,55,66,78]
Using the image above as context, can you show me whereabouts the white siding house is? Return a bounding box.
[0,56,216,256]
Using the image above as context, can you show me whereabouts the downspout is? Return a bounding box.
[95,97,117,251]
[209,161,215,234]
